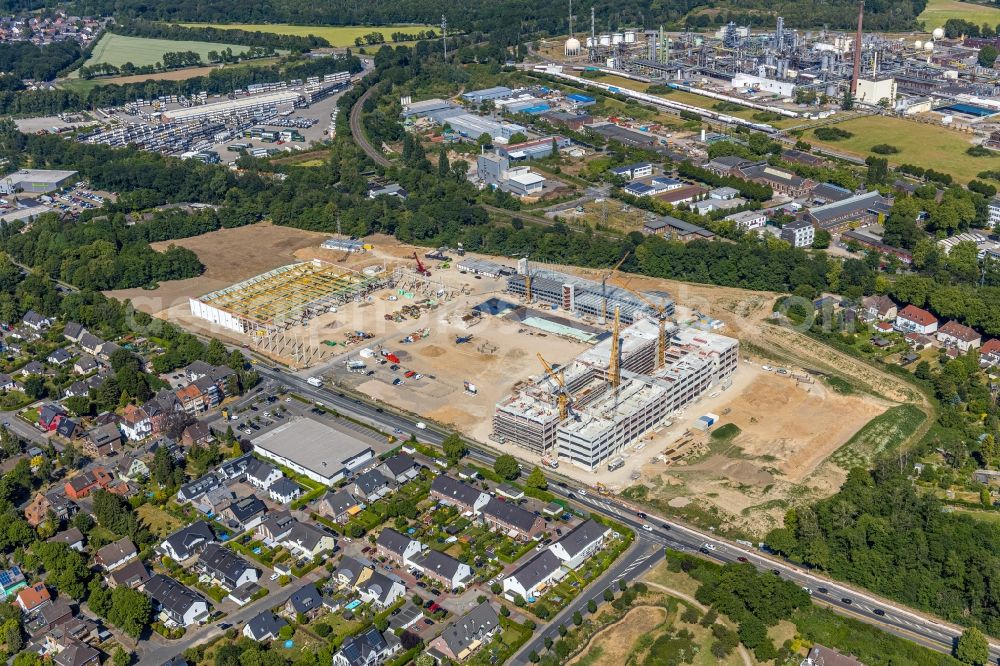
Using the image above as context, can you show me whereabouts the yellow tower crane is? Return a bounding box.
[600,251,630,323]
[537,353,569,420]
[609,306,621,388]
[613,280,672,369]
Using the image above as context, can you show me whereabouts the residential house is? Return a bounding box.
[937,320,982,352]
[95,341,120,362]
[64,467,113,500]
[219,495,267,531]
[280,521,335,559]
[479,498,545,540]
[502,550,564,601]
[353,469,393,502]
[114,454,150,482]
[48,527,85,552]
[246,458,283,490]
[120,404,152,441]
[196,487,236,516]
[24,491,76,527]
[83,423,122,458]
[181,421,214,447]
[0,565,26,599]
[63,322,86,343]
[228,581,263,606]
[430,475,490,515]
[980,339,1000,369]
[39,404,67,432]
[355,570,406,609]
[375,528,425,565]
[256,510,296,543]
[143,574,210,627]
[243,611,287,642]
[377,454,421,484]
[22,310,51,331]
[410,549,471,591]
[106,559,150,589]
[160,521,215,561]
[333,556,370,589]
[175,384,206,414]
[29,597,72,637]
[268,477,302,504]
[429,601,500,662]
[315,489,362,524]
[177,473,221,503]
[216,452,253,481]
[332,628,399,666]
[16,583,51,613]
[142,390,184,436]
[47,348,71,366]
[56,417,81,440]
[197,543,259,591]
[52,638,100,666]
[548,519,610,568]
[284,585,324,620]
[73,355,98,375]
[895,305,939,335]
[94,538,138,571]
[77,332,103,356]
[861,295,897,322]
[0,373,17,391]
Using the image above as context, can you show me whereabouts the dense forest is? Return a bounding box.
[766,466,1000,637]
[0,40,82,80]
[68,0,927,39]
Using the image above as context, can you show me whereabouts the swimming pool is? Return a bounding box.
[345,599,362,610]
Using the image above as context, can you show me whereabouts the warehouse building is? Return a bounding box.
[252,418,376,486]
[162,91,301,123]
[497,136,571,161]
[493,318,739,469]
[0,169,78,195]
[461,86,513,104]
[804,191,889,231]
[447,113,526,141]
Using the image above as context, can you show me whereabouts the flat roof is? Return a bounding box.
[5,169,77,183]
[252,417,377,476]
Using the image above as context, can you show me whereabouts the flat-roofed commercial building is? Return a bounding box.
[252,418,376,485]
[0,169,78,194]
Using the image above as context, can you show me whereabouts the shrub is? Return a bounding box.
[814,127,854,141]
[315,623,332,637]
[968,145,997,157]
[870,143,899,154]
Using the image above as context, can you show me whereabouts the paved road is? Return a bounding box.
[136,574,323,666]
[1,409,46,445]
[509,537,663,665]
[251,366,998,662]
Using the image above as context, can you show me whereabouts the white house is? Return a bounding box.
[502,549,564,601]
[143,575,210,627]
[895,304,939,335]
[937,320,982,352]
[548,519,611,569]
[356,571,406,609]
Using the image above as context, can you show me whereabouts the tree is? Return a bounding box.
[587,599,597,613]
[956,627,989,665]
[525,466,547,490]
[572,610,583,626]
[112,647,130,666]
[811,229,831,250]
[442,433,467,462]
[981,487,992,507]
[494,454,520,480]
[978,44,998,68]
[841,90,854,110]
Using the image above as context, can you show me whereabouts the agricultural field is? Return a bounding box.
[79,33,251,70]
[808,115,985,183]
[178,23,435,47]
[918,0,1000,29]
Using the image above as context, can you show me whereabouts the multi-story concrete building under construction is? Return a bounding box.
[505,264,672,325]
[492,319,738,470]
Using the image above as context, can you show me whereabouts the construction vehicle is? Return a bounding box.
[464,381,478,395]
[412,252,431,277]
[595,482,610,495]
[455,334,474,344]
[541,455,559,469]
[607,458,625,472]
[537,353,571,421]
[307,377,323,387]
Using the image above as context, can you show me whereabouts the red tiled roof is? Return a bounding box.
[898,304,937,326]
[939,320,980,342]
[981,339,1000,356]
[16,583,50,610]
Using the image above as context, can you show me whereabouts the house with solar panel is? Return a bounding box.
[0,566,27,599]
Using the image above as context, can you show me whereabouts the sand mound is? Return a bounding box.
[722,460,774,486]
[668,497,691,508]
[419,345,446,358]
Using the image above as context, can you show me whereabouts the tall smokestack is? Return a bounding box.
[851,0,864,96]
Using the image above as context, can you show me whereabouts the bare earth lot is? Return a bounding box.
[107,225,923,535]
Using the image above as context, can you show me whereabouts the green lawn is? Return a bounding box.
[83,33,250,69]
[177,23,434,47]
[137,503,184,537]
[918,0,1000,29]
[809,115,984,183]
[830,403,927,469]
